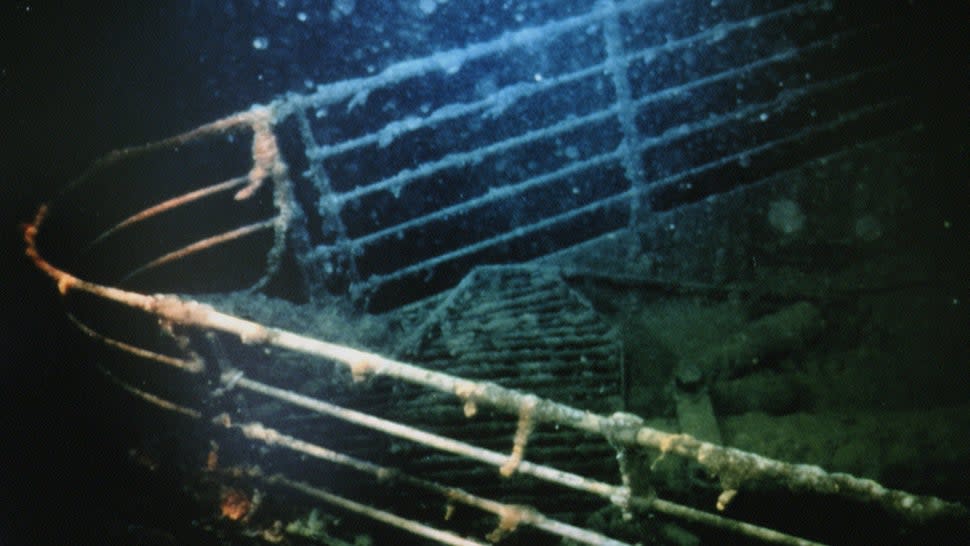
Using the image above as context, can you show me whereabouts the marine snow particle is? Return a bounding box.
[767,199,805,235]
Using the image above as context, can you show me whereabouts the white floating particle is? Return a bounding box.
[335,0,355,16]
[252,36,269,50]
[418,0,436,15]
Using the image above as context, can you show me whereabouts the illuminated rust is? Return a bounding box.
[220,487,252,521]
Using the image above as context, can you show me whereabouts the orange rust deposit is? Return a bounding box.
[220,487,252,521]
[206,447,219,471]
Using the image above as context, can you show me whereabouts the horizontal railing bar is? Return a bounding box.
[119,218,278,284]
[275,0,669,118]
[227,374,823,545]
[258,471,488,546]
[357,190,632,289]
[94,364,202,418]
[328,30,852,209]
[66,312,204,373]
[229,374,620,499]
[349,90,903,289]
[306,1,823,162]
[635,99,906,200]
[84,176,249,251]
[228,420,632,546]
[309,45,891,276]
[24,214,965,526]
[348,149,623,250]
